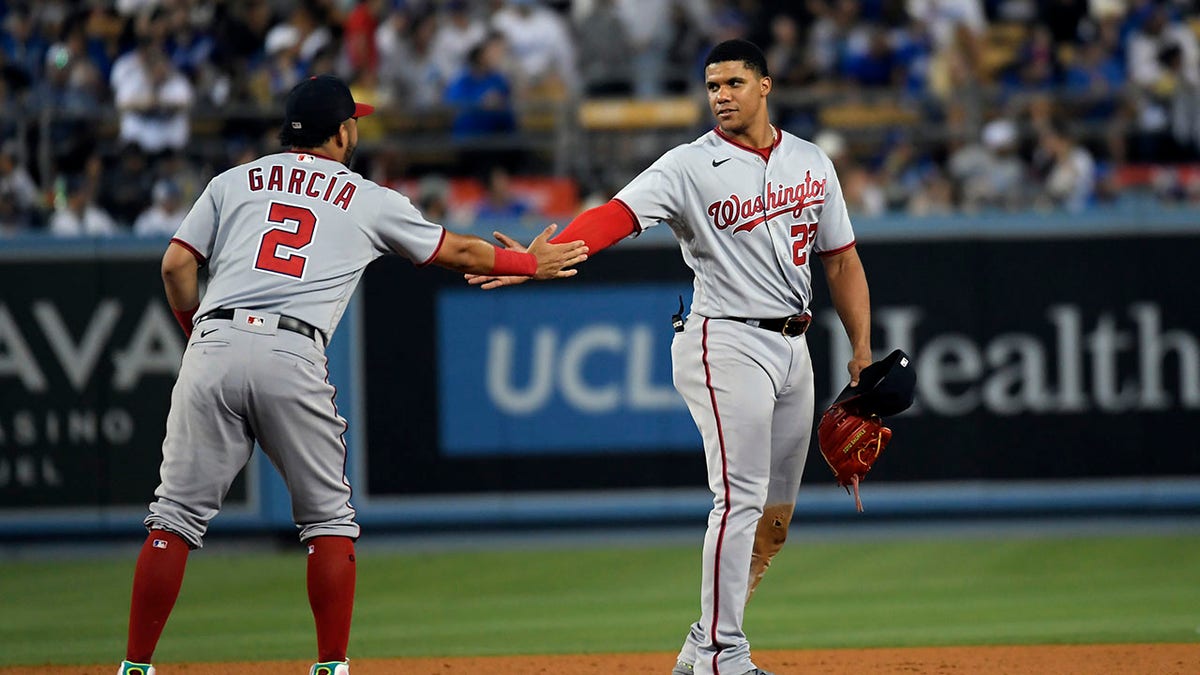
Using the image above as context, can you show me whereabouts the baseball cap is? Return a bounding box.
[283,75,375,138]
[831,349,916,417]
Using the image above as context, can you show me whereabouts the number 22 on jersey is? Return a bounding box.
[255,201,317,279]
[791,221,818,266]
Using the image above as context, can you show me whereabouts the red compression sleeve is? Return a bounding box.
[491,247,538,276]
[550,200,637,253]
[172,305,197,338]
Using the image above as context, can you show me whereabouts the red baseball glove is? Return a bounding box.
[817,403,893,512]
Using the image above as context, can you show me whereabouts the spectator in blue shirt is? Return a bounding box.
[1,6,47,82]
[165,3,216,79]
[445,33,516,138]
[842,23,899,87]
[1064,38,1126,120]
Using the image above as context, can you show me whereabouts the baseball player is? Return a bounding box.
[469,40,874,675]
[117,75,587,675]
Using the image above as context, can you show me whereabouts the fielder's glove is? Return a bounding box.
[817,349,915,512]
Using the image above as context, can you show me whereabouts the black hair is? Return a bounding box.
[468,32,505,67]
[467,43,486,68]
[704,39,769,78]
[279,124,339,149]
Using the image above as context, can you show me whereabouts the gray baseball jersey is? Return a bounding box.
[173,151,446,340]
[617,127,857,675]
[145,151,446,547]
[615,127,855,318]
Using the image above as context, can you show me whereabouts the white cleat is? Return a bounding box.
[309,660,350,675]
[117,661,155,675]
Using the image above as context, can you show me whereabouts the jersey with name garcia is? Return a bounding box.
[614,127,855,318]
[173,151,445,338]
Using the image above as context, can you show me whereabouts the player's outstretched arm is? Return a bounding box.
[465,200,637,289]
[464,224,599,289]
[434,224,587,279]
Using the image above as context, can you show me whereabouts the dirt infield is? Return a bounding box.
[12,644,1200,674]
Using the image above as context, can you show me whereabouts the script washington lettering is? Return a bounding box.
[707,172,827,233]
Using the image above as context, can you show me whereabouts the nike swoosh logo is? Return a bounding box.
[200,328,218,338]
[712,158,732,167]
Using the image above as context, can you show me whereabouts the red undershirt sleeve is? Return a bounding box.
[550,200,637,254]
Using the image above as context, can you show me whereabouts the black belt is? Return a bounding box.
[196,309,323,343]
[727,313,811,337]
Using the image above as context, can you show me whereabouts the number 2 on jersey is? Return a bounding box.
[255,202,317,278]
[790,221,818,266]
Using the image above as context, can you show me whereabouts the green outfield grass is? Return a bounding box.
[2,533,1198,666]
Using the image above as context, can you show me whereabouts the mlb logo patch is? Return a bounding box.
[296,153,313,163]
[307,544,316,555]
[152,539,169,549]
[247,315,265,327]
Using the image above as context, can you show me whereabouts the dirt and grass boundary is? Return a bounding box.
[8,645,1199,675]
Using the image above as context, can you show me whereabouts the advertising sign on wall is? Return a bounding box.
[438,284,697,455]
[363,235,1200,496]
[0,255,248,511]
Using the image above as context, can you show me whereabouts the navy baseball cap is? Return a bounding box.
[832,349,916,417]
[283,75,375,137]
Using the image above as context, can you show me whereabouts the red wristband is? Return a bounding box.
[491,247,538,276]
[172,305,198,338]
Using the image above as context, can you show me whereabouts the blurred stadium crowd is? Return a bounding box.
[1,0,1199,237]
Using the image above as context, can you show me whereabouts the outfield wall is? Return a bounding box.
[1,211,1198,537]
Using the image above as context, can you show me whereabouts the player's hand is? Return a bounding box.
[465,225,587,289]
[526,224,588,280]
[848,353,873,387]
